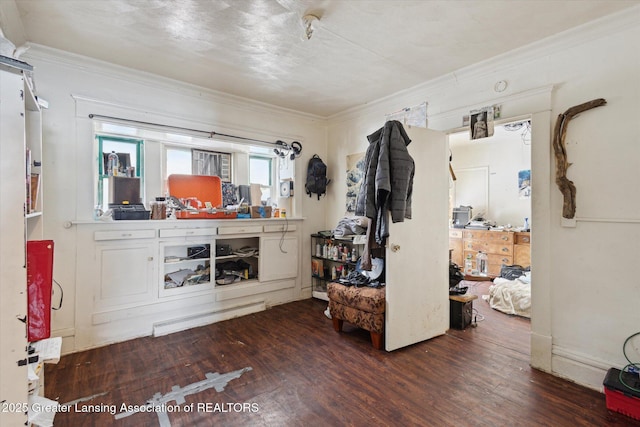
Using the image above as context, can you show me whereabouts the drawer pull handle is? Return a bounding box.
[122,233,132,237]
[502,258,509,263]
[502,248,509,252]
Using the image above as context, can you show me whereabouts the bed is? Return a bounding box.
[483,273,531,318]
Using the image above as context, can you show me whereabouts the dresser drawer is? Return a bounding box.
[515,232,531,245]
[463,241,513,256]
[464,231,514,244]
[449,229,463,239]
[487,253,513,267]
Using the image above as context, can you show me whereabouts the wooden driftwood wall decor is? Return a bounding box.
[552,98,607,219]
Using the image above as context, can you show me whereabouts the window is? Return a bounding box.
[192,149,232,182]
[165,147,232,181]
[96,136,144,208]
[249,155,273,203]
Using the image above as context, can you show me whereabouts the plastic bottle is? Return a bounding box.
[464,254,473,275]
[476,251,488,276]
[523,217,530,231]
[316,243,321,258]
[351,247,358,262]
[107,151,119,176]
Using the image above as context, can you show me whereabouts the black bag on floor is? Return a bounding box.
[500,264,528,280]
[449,261,464,287]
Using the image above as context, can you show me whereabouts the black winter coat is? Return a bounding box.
[355,120,415,244]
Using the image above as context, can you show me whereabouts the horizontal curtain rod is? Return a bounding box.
[88,113,286,147]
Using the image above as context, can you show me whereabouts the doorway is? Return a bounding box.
[447,118,532,352]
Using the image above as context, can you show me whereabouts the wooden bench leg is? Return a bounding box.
[332,317,343,332]
[370,331,383,350]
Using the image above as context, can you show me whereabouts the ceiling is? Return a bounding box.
[2,0,638,117]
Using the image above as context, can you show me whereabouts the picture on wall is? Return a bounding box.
[346,152,366,212]
[519,169,531,199]
[469,107,495,140]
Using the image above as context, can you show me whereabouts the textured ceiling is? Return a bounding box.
[4,0,639,117]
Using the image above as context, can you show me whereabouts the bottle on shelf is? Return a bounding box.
[476,251,488,276]
[107,151,119,176]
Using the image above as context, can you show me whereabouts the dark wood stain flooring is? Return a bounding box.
[45,282,639,426]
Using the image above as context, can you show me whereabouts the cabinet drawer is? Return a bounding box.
[464,230,513,244]
[449,229,463,239]
[159,228,217,238]
[515,232,531,245]
[94,229,156,241]
[217,225,262,235]
[463,241,513,255]
[263,224,297,233]
[463,251,513,267]
[487,253,513,267]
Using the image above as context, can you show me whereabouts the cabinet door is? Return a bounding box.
[260,235,299,281]
[0,67,29,426]
[385,126,448,351]
[95,243,156,309]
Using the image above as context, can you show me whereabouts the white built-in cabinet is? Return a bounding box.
[0,56,45,426]
[260,233,299,281]
[74,220,300,350]
[94,232,157,309]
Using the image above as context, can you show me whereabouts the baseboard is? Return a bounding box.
[552,346,614,392]
[530,332,552,372]
[152,301,266,337]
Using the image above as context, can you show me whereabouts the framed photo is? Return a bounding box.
[469,107,494,140]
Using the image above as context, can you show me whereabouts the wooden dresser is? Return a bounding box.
[449,229,530,276]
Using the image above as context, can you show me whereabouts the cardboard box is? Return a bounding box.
[250,206,272,218]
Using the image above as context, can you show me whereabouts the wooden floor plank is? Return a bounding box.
[45,288,640,426]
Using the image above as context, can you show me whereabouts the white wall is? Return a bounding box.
[327,8,640,391]
[22,45,327,352]
[450,126,532,227]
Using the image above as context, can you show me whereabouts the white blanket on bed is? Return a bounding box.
[485,276,531,318]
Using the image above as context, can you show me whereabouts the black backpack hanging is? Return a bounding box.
[305,154,330,200]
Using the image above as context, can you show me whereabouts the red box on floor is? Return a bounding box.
[603,368,640,421]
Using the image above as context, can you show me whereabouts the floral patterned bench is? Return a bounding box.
[327,282,386,350]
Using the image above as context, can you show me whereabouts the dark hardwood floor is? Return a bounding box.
[45,282,639,426]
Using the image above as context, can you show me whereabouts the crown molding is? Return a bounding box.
[328,4,640,124]
[23,43,326,124]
